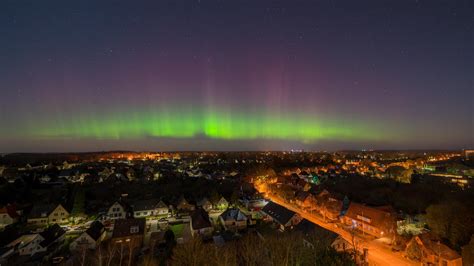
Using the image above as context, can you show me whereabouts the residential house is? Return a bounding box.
[315,190,342,222]
[219,208,248,231]
[261,201,301,231]
[155,201,169,216]
[176,196,195,212]
[294,219,342,249]
[294,191,316,210]
[111,218,146,249]
[27,204,69,225]
[405,234,462,266]
[0,204,19,229]
[37,224,66,252]
[7,224,66,257]
[296,179,308,190]
[240,194,267,211]
[215,197,229,210]
[197,198,213,212]
[70,221,106,251]
[342,203,397,239]
[132,199,160,218]
[107,201,132,220]
[6,234,46,256]
[190,208,213,238]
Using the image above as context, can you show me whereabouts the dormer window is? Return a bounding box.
[130,226,139,234]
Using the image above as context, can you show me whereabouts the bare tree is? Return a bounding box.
[127,238,141,266]
[348,226,361,262]
[171,238,209,266]
[105,242,117,266]
[79,245,88,266]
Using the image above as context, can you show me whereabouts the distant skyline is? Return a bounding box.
[1,1,472,152]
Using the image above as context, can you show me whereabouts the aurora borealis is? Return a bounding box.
[0,1,472,152]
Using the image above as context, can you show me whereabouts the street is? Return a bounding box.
[263,195,416,266]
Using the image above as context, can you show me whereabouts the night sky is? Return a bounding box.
[1,1,472,152]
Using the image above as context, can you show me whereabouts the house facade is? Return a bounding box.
[155,201,169,216]
[111,218,146,251]
[70,221,106,251]
[176,196,195,212]
[132,199,159,218]
[215,197,229,210]
[0,204,19,228]
[107,201,131,220]
[314,190,342,222]
[190,208,213,238]
[261,201,302,231]
[219,208,248,231]
[294,191,317,210]
[197,198,213,212]
[27,204,69,225]
[6,234,46,256]
[406,234,462,266]
[342,203,397,239]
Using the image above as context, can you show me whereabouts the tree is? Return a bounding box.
[462,235,474,266]
[165,229,176,247]
[406,240,422,261]
[425,201,474,248]
[171,238,209,266]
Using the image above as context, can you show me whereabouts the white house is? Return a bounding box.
[132,199,161,218]
[6,234,46,256]
[27,204,69,225]
[0,204,19,229]
[107,201,131,220]
[70,221,106,251]
[156,201,169,216]
[219,208,248,231]
[6,224,66,256]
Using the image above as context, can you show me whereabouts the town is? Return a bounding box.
[0,150,473,265]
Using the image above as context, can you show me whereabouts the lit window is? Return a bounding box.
[130,225,139,233]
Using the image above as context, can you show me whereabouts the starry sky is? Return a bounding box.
[0,1,472,152]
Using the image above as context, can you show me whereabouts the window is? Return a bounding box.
[130,226,139,233]
[357,215,371,223]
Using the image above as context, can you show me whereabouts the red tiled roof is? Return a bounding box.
[0,204,19,218]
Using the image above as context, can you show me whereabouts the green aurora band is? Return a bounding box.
[27,107,389,143]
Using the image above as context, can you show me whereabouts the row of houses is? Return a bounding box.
[101,195,230,222]
[1,224,66,259]
[261,199,463,266]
